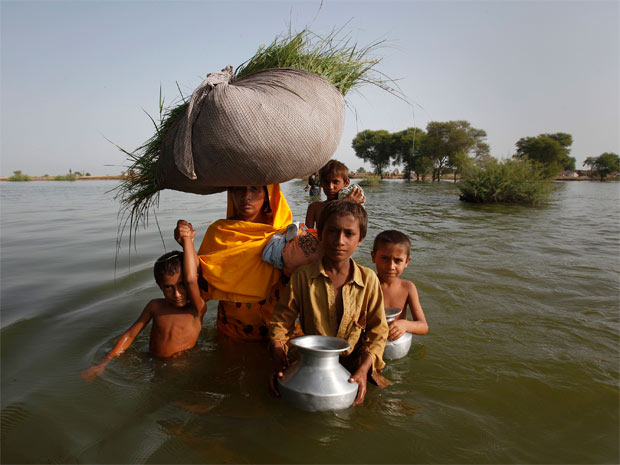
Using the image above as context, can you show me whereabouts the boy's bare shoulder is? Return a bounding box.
[145,298,171,313]
[399,278,418,292]
[307,200,324,212]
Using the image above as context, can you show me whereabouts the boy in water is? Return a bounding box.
[305,171,321,196]
[82,220,206,380]
[270,201,389,405]
[305,160,364,229]
[371,230,429,340]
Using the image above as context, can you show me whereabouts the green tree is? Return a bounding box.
[356,167,366,174]
[592,152,620,181]
[8,170,31,181]
[419,121,489,182]
[514,132,575,176]
[390,127,432,180]
[450,152,475,182]
[583,156,597,175]
[352,129,393,176]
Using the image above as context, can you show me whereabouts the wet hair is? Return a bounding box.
[319,160,349,184]
[372,230,411,257]
[153,251,183,285]
[317,200,368,240]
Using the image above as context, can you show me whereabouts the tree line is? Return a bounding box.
[352,121,618,181]
[352,121,490,181]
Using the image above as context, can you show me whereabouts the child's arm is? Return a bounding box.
[174,219,200,272]
[349,353,373,406]
[341,185,365,204]
[81,302,154,381]
[388,281,429,340]
[177,220,206,318]
[304,202,320,229]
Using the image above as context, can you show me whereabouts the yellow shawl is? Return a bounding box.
[197,184,292,302]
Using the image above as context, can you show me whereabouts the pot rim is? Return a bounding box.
[290,335,350,354]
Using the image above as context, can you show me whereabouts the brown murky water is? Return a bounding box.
[1,179,618,463]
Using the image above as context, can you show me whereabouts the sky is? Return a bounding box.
[1,0,618,177]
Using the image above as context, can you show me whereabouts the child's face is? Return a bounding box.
[230,186,266,222]
[321,213,363,263]
[321,175,349,200]
[159,270,188,308]
[371,243,411,282]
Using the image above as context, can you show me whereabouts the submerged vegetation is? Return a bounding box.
[357,174,382,186]
[458,159,553,204]
[115,27,404,241]
[53,173,77,181]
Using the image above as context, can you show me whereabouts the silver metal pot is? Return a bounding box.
[383,307,412,360]
[278,335,358,411]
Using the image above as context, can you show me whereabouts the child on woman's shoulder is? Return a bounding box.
[82,220,206,381]
[305,160,364,229]
[371,230,429,341]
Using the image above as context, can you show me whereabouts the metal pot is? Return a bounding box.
[278,335,358,411]
[383,307,413,360]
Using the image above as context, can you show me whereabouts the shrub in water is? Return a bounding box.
[357,174,382,186]
[458,159,552,204]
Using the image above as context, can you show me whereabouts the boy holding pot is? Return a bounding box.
[269,200,389,405]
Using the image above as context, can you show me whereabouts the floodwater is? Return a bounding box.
[1,179,618,463]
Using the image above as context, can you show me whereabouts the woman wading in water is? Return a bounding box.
[176,184,295,341]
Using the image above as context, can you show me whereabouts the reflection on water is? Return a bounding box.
[1,180,618,463]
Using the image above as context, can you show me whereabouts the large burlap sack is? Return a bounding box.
[156,67,345,195]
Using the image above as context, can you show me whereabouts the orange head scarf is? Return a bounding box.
[197,184,292,302]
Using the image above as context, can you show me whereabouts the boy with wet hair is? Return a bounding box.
[305,160,364,229]
[270,200,389,405]
[371,230,429,340]
[82,221,206,381]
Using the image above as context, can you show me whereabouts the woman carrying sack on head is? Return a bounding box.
[176,184,297,342]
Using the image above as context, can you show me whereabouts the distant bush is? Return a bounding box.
[85,172,91,176]
[53,173,77,181]
[358,174,381,186]
[459,159,552,204]
[8,170,31,181]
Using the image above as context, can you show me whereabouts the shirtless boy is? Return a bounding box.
[82,220,206,380]
[305,160,363,229]
[270,200,389,405]
[371,230,429,340]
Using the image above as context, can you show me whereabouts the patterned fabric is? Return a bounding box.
[281,228,321,277]
[215,277,286,342]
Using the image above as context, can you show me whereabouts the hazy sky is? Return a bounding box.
[1,0,618,177]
